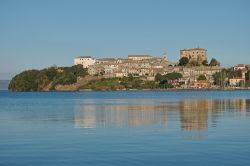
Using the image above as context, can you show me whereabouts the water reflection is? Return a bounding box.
[74,99,250,130]
[74,99,169,128]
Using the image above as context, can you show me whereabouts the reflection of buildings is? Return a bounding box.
[74,98,250,131]
[179,100,211,131]
[214,99,250,113]
[179,99,250,131]
[75,105,96,128]
[74,99,169,128]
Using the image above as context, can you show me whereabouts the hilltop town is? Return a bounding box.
[74,48,250,89]
[8,48,250,91]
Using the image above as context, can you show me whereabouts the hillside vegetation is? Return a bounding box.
[8,65,88,91]
[9,65,184,91]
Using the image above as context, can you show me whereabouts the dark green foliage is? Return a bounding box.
[179,57,189,66]
[212,68,243,86]
[197,74,207,81]
[154,72,183,88]
[246,71,250,81]
[209,58,220,66]
[80,76,158,90]
[202,60,208,66]
[8,70,41,91]
[165,72,183,80]
[50,73,77,89]
[70,64,88,77]
[42,67,58,81]
[212,72,221,85]
[155,73,162,82]
[155,72,182,82]
[9,65,88,91]
[189,61,199,66]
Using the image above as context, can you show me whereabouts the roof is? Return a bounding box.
[97,58,116,61]
[180,48,207,51]
[128,55,151,57]
[76,56,92,58]
[235,64,245,67]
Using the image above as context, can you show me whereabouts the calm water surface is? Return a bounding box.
[0,90,250,166]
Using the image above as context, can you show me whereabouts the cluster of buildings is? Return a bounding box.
[229,64,249,87]
[74,48,249,89]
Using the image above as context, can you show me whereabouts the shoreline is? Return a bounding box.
[3,88,250,92]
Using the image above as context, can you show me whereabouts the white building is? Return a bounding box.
[229,77,245,86]
[74,56,96,68]
[233,64,246,71]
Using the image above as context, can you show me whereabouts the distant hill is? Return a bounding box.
[0,80,10,90]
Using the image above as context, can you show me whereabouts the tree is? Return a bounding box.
[212,72,221,86]
[197,74,207,81]
[209,58,220,66]
[165,72,183,80]
[155,73,162,82]
[202,60,208,66]
[246,71,250,81]
[179,57,189,66]
[189,60,199,66]
[70,64,88,77]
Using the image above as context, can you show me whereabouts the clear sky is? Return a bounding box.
[0,0,250,79]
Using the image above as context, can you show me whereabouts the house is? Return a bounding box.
[193,81,211,89]
[229,77,245,87]
[233,64,246,71]
[74,56,95,68]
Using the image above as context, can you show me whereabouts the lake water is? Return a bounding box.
[0,90,250,166]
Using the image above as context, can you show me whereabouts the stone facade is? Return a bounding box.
[180,48,207,64]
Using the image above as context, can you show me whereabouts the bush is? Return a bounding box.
[179,57,189,66]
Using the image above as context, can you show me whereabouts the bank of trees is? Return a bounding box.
[155,72,183,88]
[8,65,88,91]
[178,57,220,67]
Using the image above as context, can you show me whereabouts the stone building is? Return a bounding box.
[74,56,96,68]
[180,48,207,64]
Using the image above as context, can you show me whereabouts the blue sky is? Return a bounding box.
[0,0,250,79]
